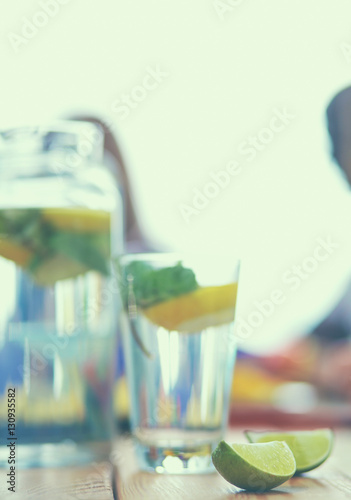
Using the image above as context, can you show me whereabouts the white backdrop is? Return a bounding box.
[1,0,351,353]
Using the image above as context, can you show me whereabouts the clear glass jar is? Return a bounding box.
[0,122,123,467]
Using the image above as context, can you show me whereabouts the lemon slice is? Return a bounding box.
[0,237,33,267]
[42,208,110,233]
[212,440,296,491]
[245,429,334,473]
[142,282,238,333]
[31,254,88,286]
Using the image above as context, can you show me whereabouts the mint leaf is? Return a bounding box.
[120,260,198,308]
[49,232,110,275]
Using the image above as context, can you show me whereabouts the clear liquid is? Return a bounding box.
[0,207,118,467]
[122,313,236,473]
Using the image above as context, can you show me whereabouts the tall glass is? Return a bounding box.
[0,123,123,467]
[117,253,240,473]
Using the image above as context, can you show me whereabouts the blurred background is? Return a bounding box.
[1,0,351,426]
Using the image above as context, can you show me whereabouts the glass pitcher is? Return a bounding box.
[0,122,123,467]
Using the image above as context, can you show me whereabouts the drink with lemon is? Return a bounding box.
[0,206,118,466]
[0,122,124,467]
[117,253,240,473]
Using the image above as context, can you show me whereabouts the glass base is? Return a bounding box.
[0,440,111,468]
[135,440,216,474]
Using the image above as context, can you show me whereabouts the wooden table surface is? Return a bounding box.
[1,428,350,499]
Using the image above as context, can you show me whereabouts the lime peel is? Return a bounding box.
[245,428,334,474]
[212,440,296,491]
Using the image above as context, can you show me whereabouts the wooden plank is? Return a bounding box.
[114,429,351,500]
[0,462,114,500]
[1,428,349,499]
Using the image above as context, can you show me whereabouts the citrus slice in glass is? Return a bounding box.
[142,282,238,332]
[0,237,33,267]
[245,429,334,473]
[42,208,110,233]
[212,440,296,491]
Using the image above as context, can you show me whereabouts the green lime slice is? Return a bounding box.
[245,429,334,474]
[212,440,296,491]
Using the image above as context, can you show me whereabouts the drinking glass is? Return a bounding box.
[117,253,240,473]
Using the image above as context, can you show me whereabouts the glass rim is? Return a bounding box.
[0,120,104,165]
[0,120,103,139]
[117,252,241,265]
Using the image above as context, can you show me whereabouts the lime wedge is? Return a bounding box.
[245,429,334,473]
[212,440,296,491]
